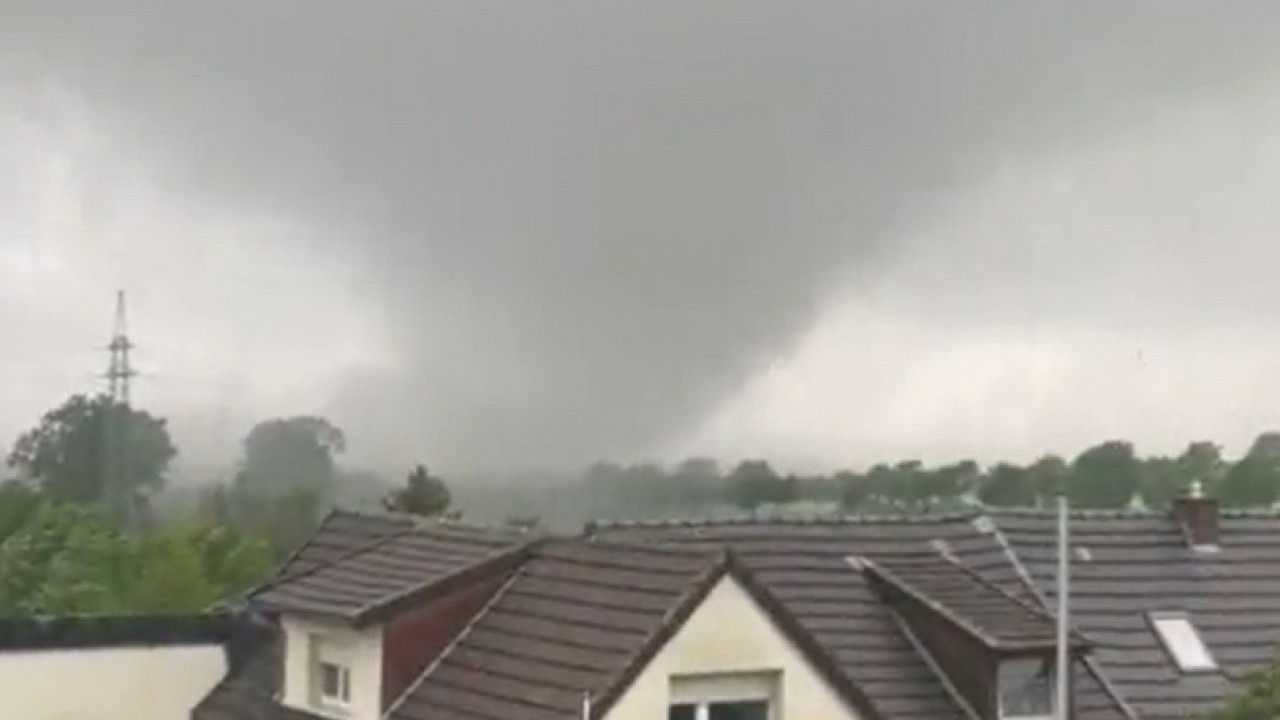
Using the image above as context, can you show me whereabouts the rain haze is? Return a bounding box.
[4,2,1280,476]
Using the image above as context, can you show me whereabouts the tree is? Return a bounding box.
[181,522,273,602]
[668,457,722,508]
[1178,441,1227,489]
[1139,456,1180,508]
[383,465,452,516]
[0,502,131,615]
[7,394,176,515]
[979,463,1035,507]
[1213,648,1280,720]
[915,460,980,503]
[1068,441,1140,509]
[1219,433,1280,508]
[1027,455,1068,502]
[726,460,794,512]
[0,493,272,617]
[837,470,872,509]
[124,531,219,613]
[239,416,346,495]
[212,479,325,563]
[0,481,43,541]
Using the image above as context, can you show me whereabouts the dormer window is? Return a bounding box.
[310,634,353,713]
[1149,612,1217,673]
[998,657,1055,720]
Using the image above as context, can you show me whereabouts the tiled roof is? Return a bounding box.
[993,508,1280,720]
[862,550,1071,650]
[597,515,994,720]
[597,515,1129,720]
[276,508,416,579]
[207,507,1278,720]
[255,522,532,624]
[387,539,726,720]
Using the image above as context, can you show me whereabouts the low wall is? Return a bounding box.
[0,614,232,720]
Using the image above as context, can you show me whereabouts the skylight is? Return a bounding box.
[1149,612,1217,672]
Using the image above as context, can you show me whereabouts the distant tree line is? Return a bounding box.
[11,391,1280,615]
[580,433,1280,519]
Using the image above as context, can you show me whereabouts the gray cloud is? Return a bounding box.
[5,2,1280,469]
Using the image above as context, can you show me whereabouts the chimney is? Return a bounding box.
[1172,481,1219,552]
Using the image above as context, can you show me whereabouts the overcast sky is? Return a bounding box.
[5,2,1280,475]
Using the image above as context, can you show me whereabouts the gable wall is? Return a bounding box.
[381,572,510,707]
[0,643,225,720]
[603,574,862,720]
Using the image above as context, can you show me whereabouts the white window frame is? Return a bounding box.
[997,657,1056,720]
[668,671,778,720]
[310,634,354,714]
[1149,611,1218,673]
[669,699,771,720]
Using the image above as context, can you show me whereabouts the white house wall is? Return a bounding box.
[281,614,384,720]
[0,643,225,720]
[603,574,863,720]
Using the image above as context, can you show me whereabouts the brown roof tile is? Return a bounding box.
[862,550,1074,650]
[275,509,417,579]
[598,514,1129,720]
[254,522,532,624]
[994,508,1280,720]
[597,516,983,720]
[386,539,726,720]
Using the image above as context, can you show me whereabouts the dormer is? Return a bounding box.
[252,523,531,719]
[857,551,1090,720]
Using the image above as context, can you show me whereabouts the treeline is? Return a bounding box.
[0,394,450,616]
[578,434,1280,520]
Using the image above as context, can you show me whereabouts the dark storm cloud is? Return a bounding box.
[5,2,1280,468]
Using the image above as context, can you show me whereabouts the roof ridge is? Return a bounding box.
[559,536,724,557]
[590,509,981,530]
[410,518,544,540]
[989,505,1280,520]
[987,507,1163,519]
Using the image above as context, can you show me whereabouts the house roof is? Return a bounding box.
[201,505,1280,720]
[596,515,1006,720]
[275,508,417,579]
[386,539,728,720]
[994,507,1280,720]
[254,521,533,624]
[596,515,1129,720]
